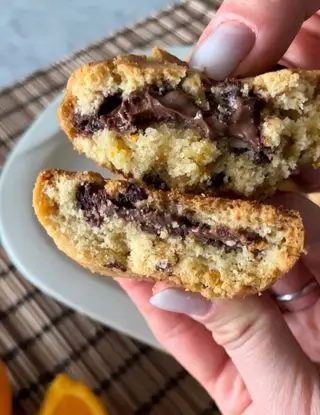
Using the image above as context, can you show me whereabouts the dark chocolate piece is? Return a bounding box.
[73,81,266,155]
[210,172,226,188]
[104,261,127,272]
[76,181,266,253]
[155,260,173,274]
[76,181,105,227]
[142,172,169,190]
[97,94,122,116]
[114,182,148,208]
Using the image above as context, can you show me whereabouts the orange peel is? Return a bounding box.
[39,374,109,415]
[0,360,12,415]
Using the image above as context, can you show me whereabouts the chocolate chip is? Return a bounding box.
[245,232,261,245]
[126,182,148,202]
[155,84,172,96]
[142,172,169,190]
[76,181,266,252]
[76,182,106,227]
[72,81,267,161]
[252,150,272,164]
[73,113,104,135]
[97,93,122,116]
[155,260,173,274]
[211,172,226,188]
[114,182,148,208]
[104,261,127,272]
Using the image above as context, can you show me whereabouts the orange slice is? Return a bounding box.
[39,374,109,415]
[0,359,12,415]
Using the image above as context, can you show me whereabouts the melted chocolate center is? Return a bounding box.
[73,82,266,155]
[76,181,265,253]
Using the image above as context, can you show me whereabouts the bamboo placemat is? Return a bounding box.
[0,1,222,413]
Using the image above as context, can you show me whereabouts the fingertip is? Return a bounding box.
[192,0,308,77]
[150,288,212,316]
[190,20,255,80]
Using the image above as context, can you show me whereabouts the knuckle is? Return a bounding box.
[212,314,270,352]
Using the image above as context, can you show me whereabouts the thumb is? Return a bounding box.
[150,289,319,412]
[190,0,320,79]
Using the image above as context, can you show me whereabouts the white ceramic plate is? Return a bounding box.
[0,46,191,350]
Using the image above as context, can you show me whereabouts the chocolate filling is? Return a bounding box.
[142,172,169,190]
[210,172,227,188]
[73,81,267,156]
[76,181,266,253]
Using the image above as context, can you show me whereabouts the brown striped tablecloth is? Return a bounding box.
[0,1,222,413]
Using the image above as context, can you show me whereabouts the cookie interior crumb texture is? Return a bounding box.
[59,48,320,198]
[33,169,304,299]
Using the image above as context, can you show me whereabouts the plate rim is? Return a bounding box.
[0,45,191,349]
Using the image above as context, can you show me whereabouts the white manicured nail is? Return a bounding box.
[150,289,211,316]
[190,21,255,80]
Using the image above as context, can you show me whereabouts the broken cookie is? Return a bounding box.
[59,48,320,198]
[33,169,304,299]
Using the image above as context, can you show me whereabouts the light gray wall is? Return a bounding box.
[0,0,174,87]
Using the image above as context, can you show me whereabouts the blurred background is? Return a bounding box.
[0,0,175,87]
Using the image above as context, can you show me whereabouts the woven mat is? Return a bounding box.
[0,1,222,414]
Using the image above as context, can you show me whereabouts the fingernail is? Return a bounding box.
[150,289,212,316]
[190,21,255,80]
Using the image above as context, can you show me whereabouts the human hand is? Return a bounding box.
[190,0,320,79]
[188,0,320,362]
[117,190,320,414]
[118,2,320,414]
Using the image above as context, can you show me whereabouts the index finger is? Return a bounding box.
[190,0,320,79]
[116,278,250,414]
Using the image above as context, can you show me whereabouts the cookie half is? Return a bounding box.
[33,169,304,299]
[59,48,320,198]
